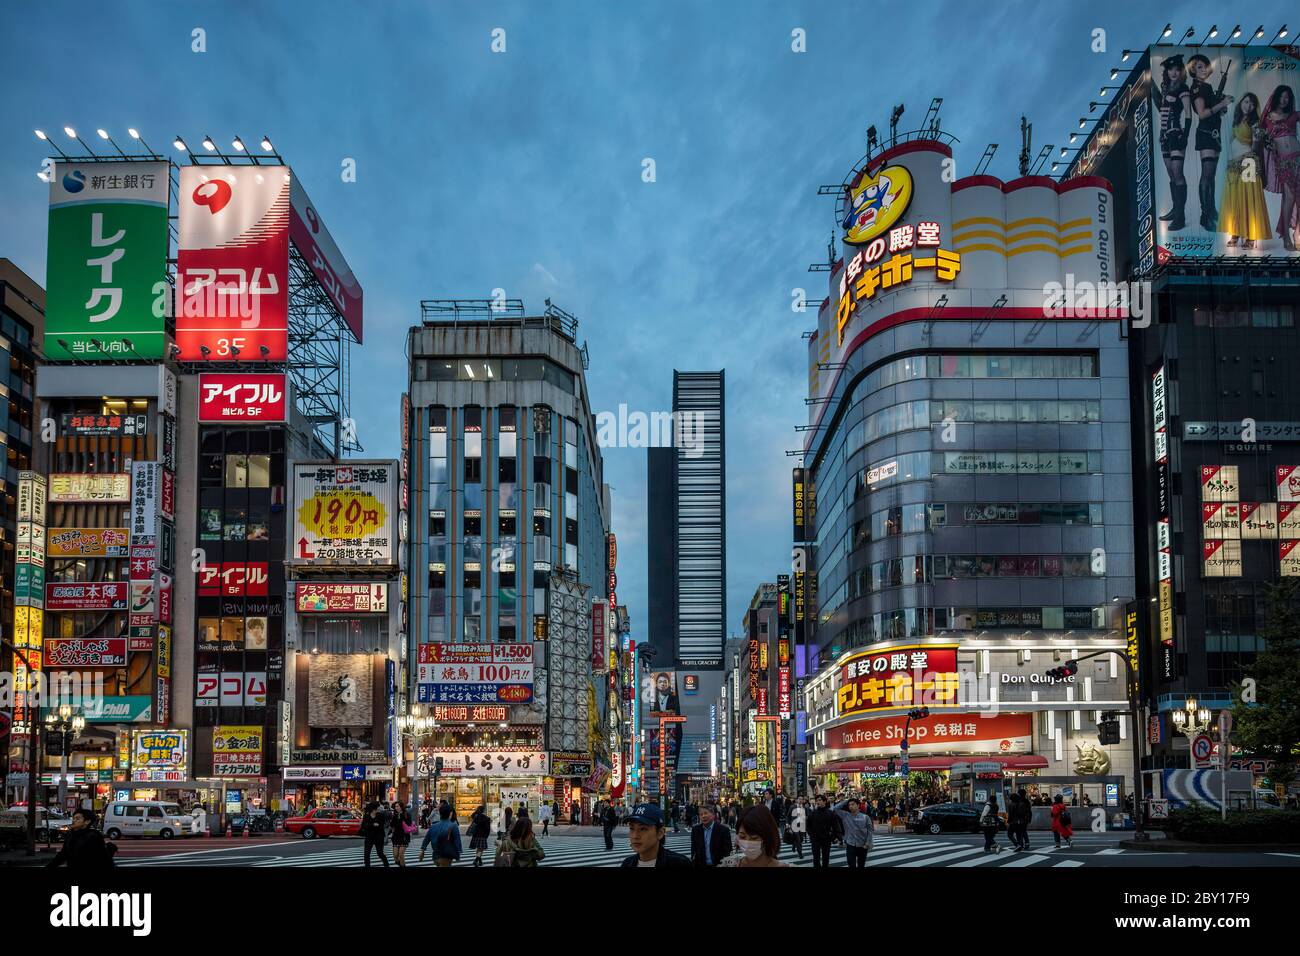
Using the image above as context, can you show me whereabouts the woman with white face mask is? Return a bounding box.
[720,805,789,868]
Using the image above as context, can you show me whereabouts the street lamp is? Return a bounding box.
[1170,697,1212,738]
[397,706,437,806]
[44,704,86,815]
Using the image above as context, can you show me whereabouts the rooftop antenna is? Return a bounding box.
[866,124,878,156]
[827,231,837,270]
[1018,115,1032,176]
[889,103,905,145]
[922,97,943,136]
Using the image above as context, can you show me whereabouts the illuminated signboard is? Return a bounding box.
[416,643,534,704]
[198,372,288,422]
[842,163,914,245]
[1153,366,1174,679]
[836,644,960,717]
[45,582,129,611]
[295,582,388,613]
[131,729,187,782]
[48,473,130,503]
[430,705,508,723]
[47,528,130,558]
[836,234,961,345]
[213,725,263,777]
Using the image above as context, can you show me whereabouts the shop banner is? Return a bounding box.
[416,643,533,704]
[45,582,128,611]
[821,712,1034,760]
[549,750,594,777]
[82,695,153,723]
[131,461,159,537]
[176,165,289,361]
[196,671,268,707]
[295,582,388,613]
[283,766,342,782]
[60,413,148,438]
[44,160,170,361]
[430,751,548,777]
[47,528,130,559]
[213,725,264,777]
[431,705,508,723]
[131,729,187,781]
[44,637,127,668]
[198,562,270,597]
[48,473,129,503]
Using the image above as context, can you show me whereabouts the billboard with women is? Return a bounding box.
[1149,45,1300,260]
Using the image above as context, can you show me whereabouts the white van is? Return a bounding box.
[103,801,192,840]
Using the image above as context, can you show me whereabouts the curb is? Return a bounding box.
[1120,839,1300,853]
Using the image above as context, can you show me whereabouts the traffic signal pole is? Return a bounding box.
[1046,649,1146,841]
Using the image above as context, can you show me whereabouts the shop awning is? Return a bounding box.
[815,754,1049,773]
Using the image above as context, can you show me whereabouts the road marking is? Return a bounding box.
[1097,848,1124,855]
[895,846,988,867]
[998,851,1056,867]
[950,850,1016,866]
[1053,859,1085,867]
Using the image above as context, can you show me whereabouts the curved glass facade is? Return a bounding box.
[804,344,1134,670]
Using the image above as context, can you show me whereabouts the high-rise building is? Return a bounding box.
[406,299,614,820]
[799,128,1137,805]
[0,260,42,804]
[1069,43,1300,775]
[646,370,726,670]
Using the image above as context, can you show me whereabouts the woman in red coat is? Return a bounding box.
[1050,794,1074,848]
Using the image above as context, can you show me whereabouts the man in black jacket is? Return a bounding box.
[690,804,732,867]
[621,804,691,867]
[805,793,842,868]
[46,809,115,869]
[602,802,619,851]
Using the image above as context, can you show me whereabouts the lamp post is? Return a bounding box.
[396,706,437,809]
[45,704,86,815]
[1170,696,1212,740]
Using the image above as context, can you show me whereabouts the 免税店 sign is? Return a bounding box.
[198,372,288,422]
[822,712,1034,759]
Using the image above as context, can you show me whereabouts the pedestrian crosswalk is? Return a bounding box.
[121,830,1150,868]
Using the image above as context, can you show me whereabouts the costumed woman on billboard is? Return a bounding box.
[1188,54,1233,231]
[1156,54,1194,231]
[1222,93,1272,249]
[1261,85,1300,250]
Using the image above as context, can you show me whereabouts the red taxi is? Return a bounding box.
[283,807,364,839]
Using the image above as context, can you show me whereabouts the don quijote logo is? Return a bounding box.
[843,163,913,246]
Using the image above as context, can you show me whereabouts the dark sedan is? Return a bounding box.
[909,802,1006,835]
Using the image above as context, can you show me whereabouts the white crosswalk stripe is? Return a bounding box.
[120,831,1142,868]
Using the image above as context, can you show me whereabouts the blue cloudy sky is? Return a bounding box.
[0,0,1288,646]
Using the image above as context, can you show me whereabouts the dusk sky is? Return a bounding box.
[1,0,1287,646]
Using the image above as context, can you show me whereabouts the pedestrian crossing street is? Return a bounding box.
[121,831,1149,868]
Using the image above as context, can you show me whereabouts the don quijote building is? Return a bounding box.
[798,119,1140,810]
[8,135,369,819]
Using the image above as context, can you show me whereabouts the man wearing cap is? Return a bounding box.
[620,804,691,868]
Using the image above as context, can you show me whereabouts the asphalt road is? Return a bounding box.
[104,828,1300,868]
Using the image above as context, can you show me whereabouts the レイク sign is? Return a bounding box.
[198,372,288,422]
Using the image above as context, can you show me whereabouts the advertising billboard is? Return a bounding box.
[416,643,534,704]
[45,582,129,611]
[48,473,130,503]
[821,713,1034,760]
[44,637,128,668]
[836,644,961,717]
[47,528,130,559]
[431,751,548,777]
[649,670,680,716]
[290,176,363,342]
[44,160,170,361]
[196,671,268,707]
[213,726,264,777]
[131,729,188,782]
[197,372,288,422]
[176,165,289,361]
[1149,45,1300,262]
[292,462,395,563]
[295,582,388,613]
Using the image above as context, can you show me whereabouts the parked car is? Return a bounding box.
[909,801,1007,835]
[283,807,363,839]
[0,807,73,845]
[103,801,192,840]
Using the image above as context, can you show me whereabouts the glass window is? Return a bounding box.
[225,454,249,488]
[247,454,271,488]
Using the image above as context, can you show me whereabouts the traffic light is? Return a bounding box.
[1098,717,1121,745]
[1045,660,1079,680]
[886,758,896,775]
[908,707,930,721]
[434,756,444,773]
